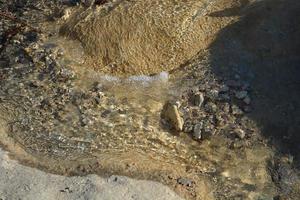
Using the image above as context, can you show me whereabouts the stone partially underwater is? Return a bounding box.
[60,0,237,76]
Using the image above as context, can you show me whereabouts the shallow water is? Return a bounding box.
[3,1,299,199]
[0,34,279,199]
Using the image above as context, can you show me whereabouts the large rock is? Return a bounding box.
[161,102,184,131]
[60,0,238,76]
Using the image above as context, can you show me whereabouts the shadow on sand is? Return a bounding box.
[208,0,300,166]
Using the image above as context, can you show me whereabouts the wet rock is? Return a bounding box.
[183,120,193,133]
[231,105,243,115]
[177,177,193,187]
[233,128,246,139]
[203,122,215,138]
[219,93,230,101]
[193,122,203,140]
[62,8,72,20]
[205,102,217,113]
[94,96,101,104]
[192,92,204,107]
[219,85,229,93]
[207,89,219,100]
[223,103,231,113]
[243,106,252,113]
[162,102,184,131]
[226,80,241,88]
[81,116,92,126]
[243,96,251,105]
[93,82,103,92]
[235,91,248,100]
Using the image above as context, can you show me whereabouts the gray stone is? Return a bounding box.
[177,177,193,187]
[207,89,219,100]
[219,85,229,93]
[243,96,251,105]
[193,122,203,140]
[193,92,204,107]
[233,128,246,139]
[205,102,218,113]
[235,91,248,100]
[219,93,230,101]
[231,105,243,115]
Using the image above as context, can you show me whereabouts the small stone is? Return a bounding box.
[219,85,229,93]
[235,91,248,99]
[223,103,230,113]
[81,115,92,126]
[207,89,219,100]
[219,93,230,101]
[62,8,72,20]
[162,102,184,131]
[177,178,193,187]
[193,122,203,140]
[243,96,251,105]
[241,82,250,90]
[93,82,103,91]
[183,120,193,133]
[94,97,101,104]
[243,106,252,113]
[233,128,246,139]
[193,92,204,107]
[205,102,217,113]
[231,105,243,115]
[234,74,240,79]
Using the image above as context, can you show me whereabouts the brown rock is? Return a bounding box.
[162,102,184,131]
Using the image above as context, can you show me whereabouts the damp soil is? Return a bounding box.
[0,0,300,200]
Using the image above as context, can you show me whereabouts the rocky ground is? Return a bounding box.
[0,0,300,200]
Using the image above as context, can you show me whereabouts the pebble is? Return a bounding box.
[219,85,229,93]
[177,178,193,187]
[62,8,72,20]
[183,120,193,133]
[235,91,248,99]
[233,128,246,139]
[207,89,219,100]
[243,96,251,105]
[226,80,241,88]
[219,93,230,101]
[231,105,243,115]
[193,122,203,140]
[192,92,204,107]
[243,106,252,113]
[205,102,217,113]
